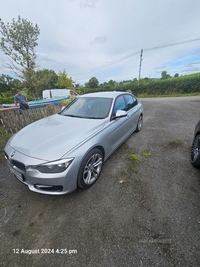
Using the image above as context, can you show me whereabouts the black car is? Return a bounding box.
[190,120,200,167]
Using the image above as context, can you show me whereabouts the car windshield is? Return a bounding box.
[60,97,113,119]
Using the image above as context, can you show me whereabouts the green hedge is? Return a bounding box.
[137,74,200,95]
[80,73,200,96]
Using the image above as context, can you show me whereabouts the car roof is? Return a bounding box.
[81,91,130,98]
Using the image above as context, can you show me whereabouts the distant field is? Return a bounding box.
[137,92,200,98]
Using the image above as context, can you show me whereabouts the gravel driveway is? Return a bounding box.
[0,96,200,267]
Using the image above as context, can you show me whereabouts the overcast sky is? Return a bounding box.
[1,0,200,85]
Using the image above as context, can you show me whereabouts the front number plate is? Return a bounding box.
[9,166,24,183]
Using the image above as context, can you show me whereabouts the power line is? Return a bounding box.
[72,50,140,77]
[71,36,200,79]
[144,37,200,52]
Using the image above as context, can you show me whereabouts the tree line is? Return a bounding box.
[1,68,200,105]
[83,72,200,96]
[0,69,74,104]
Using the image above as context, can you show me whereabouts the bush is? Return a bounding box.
[0,96,14,104]
[59,96,76,107]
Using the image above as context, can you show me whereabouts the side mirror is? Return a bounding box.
[115,110,127,118]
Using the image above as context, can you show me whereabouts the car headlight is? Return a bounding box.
[27,158,74,173]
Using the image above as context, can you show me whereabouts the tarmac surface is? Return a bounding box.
[0,96,200,267]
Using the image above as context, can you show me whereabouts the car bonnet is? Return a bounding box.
[8,114,106,161]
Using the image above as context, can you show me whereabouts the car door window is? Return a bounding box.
[124,95,137,111]
[113,95,126,116]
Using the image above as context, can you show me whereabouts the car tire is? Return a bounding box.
[77,148,104,189]
[135,114,143,132]
[190,134,200,168]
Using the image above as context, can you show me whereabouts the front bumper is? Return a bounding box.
[4,145,82,195]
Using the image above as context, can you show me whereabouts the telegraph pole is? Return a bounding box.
[138,49,143,86]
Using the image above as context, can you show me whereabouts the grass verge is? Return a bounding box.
[137,92,200,98]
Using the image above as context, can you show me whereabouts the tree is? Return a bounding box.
[34,69,58,97]
[75,83,80,88]
[161,71,171,79]
[108,79,116,87]
[0,74,22,97]
[88,77,99,89]
[56,70,74,88]
[174,73,179,78]
[0,74,12,95]
[0,16,40,96]
[101,82,110,90]
[84,82,89,88]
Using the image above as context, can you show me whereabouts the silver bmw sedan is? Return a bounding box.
[4,91,143,195]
